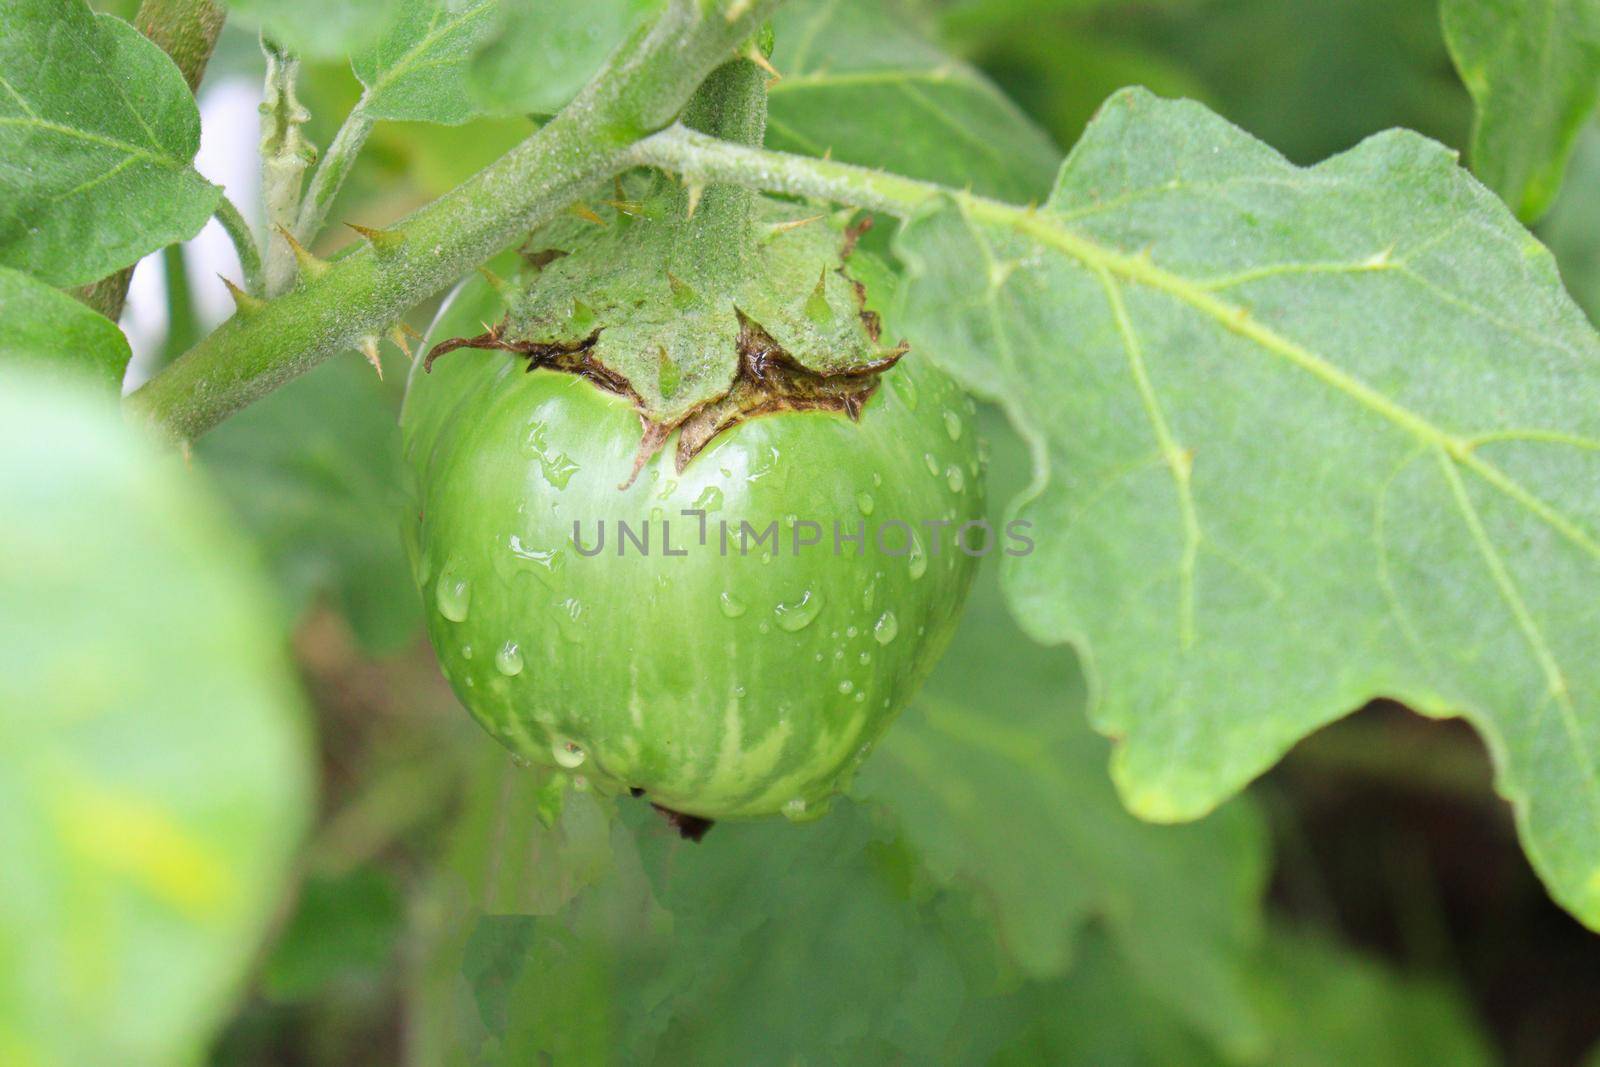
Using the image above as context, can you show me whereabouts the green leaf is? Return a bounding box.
[1541,120,1600,324]
[1443,0,1600,222]
[0,372,312,1067]
[224,0,401,60]
[196,355,422,655]
[259,869,404,1002]
[994,926,1494,1067]
[0,266,131,390]
[893,87,1600,930]
[0,0,221,286]
[352,0,503,124]
[768,0,1059,202]
[860,410,1271,1060]
[466,0,660,118]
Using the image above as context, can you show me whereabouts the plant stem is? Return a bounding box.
[129,0,787,442]
[631,124,944,218]
[260,39,316,296]
[214,195,264,296]
[671,56,768,284]
[74,0,226,321]
[293,107,375,247]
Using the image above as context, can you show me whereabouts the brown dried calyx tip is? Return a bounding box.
[652,803,715,841]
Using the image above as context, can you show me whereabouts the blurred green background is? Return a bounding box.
[89,0,1600,1063]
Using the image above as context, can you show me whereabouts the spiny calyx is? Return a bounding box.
[424,178,906,482]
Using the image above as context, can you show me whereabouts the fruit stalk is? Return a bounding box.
[671,53,769,284]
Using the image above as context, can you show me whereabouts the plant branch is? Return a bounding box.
[630,124,944,218]
[214,195,264,296]
[671,56,769,284]
[74,0,226,321]
[129,0,787,442]
[294,107,375,247]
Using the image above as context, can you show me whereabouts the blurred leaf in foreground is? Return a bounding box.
[0,372,312,1067]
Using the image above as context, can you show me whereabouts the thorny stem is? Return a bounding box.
[129,0,788,442]
[214,195,264,297]
[74,0,226,321]
[670,55,769,286]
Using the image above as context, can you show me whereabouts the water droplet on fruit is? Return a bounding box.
[946,465,965,493]
[782,797,808,821]
[435,563,471,621]
[510,753,532,768]
[774,590,823,632]
[557,597,584,642]
[943,411,963,440]
[908,534,928,579]
[554,740,587,768]
[695,485,724,512]
[872,472,883,487]
[496,642,524,676]
[893,372,919,410]
[859,651,871,665]
[874,611,899,645]
[838,679,854,694]
[461,644,474,660]
[719,591,747,618]
[924,452,940,476]
[508,534,557,568]
[856,491,875,515]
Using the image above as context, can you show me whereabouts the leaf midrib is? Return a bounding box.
[960,194,1600,566]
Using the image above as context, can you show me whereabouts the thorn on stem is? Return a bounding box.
[684,182,706,220]
[359,336,384,380]
[568,203,607,227]
[273,224,329,280]
[345,221,402,252]
[218,275,264,315]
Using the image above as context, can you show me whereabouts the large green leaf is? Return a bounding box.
[893,87,1600,930]
[352,0,502,124]
[466,0,660,118]
[224,0,400,60]
[859,409,1270,1059]
[0,0,220,286]
[0,372,312,1066]
[1443,0,1600,222]
[768,0,1059,202]
[0,266,131,390]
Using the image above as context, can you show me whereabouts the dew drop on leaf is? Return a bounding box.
[553,740,586,769]
[719,591,747,618]
[943,410,963,440]
[856,491,875,515]
[874,611,899,645]
[946,465,965,493]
